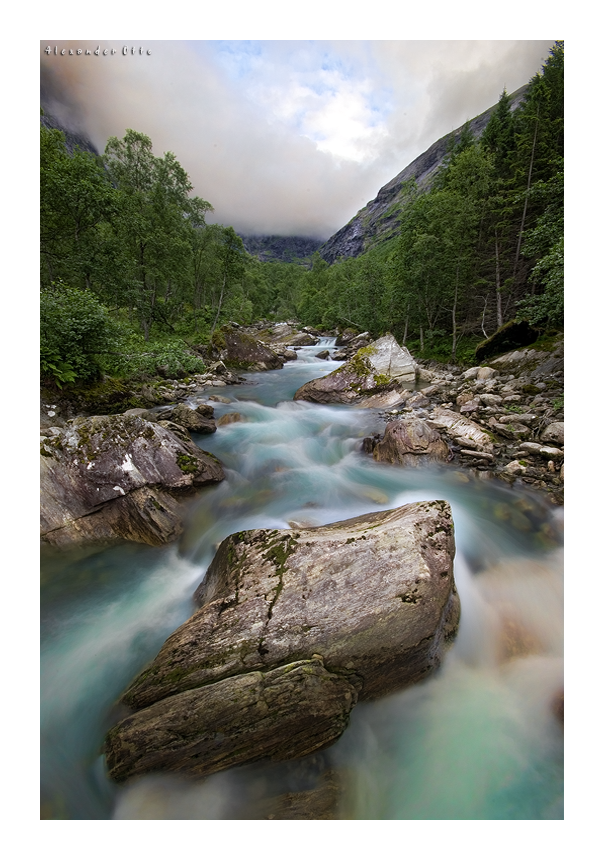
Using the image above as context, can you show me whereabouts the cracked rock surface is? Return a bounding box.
[40,413,224,547]
[105,500,459,781]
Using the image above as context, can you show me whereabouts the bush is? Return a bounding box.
[40,282,116,385]
[100,325,206,380]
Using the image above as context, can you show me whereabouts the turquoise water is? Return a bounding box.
[41,344,563,819]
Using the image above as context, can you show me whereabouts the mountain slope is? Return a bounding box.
[319,84,528,264]
[239,234,325,264]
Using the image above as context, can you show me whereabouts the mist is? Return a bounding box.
[40,40,555,239]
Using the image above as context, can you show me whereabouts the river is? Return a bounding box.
[40,340,563,819]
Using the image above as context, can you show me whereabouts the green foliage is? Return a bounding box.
[40,45,563,383]
[100,324,206,380]
[552,395,564,411]
[40,282,117,384]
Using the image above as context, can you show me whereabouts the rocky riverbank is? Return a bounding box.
[41,322,564,550]
[291,330,564,506]
[372,338,564,505]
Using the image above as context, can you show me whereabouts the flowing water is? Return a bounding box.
[40,340,563,820]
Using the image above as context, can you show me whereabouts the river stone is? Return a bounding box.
[476,367,497,380]
[113,500,459,780]
[211,324,284,371]
[373,419,449,467]
[40,414,224,547]
[287,332,319,347]
[427,407,494,453]
[161,403,217,434]
[293,335,417,405]
[217,412,244,426]
[541,422,564,446]
[105,657,357,783]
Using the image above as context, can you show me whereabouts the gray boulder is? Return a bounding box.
[106,501,459,781]
[427,407,494,453]
[294,335,417,405]
[541,422,564,446]
[211,325,284,371]
[373,419,450,466]
[160,403,216,434]
[40,414,224,547]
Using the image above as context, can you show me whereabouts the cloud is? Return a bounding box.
[40,40,555,239]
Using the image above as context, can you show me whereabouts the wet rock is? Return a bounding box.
[211,325,284,371]
[107,501,459,781]
[161,403,217,434]
[373,419,449,467]
[270,346,297,361]
[195,403,216,418]
[122,407,156,421]
[427,407,494,453]
[40,414,224,547]
[217,412,244,426]
[294,335,417,405]
[501,460,527,476]
[156,420,196,444]
[316,350,330,360]
[105,657,358,783]
[335,328,359,346]
[287,332,319,347]
[406,392,430,409]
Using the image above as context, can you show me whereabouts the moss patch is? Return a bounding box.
[176,453,200,474]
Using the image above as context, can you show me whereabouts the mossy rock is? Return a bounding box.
[475,320,540,362]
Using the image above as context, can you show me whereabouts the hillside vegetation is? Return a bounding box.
[40,42,563,385]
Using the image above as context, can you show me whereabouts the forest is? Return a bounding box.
[40,41,563,386]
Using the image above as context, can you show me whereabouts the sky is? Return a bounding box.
[40,40,555,239]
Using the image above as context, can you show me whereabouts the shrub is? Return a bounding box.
[40,282,116,385]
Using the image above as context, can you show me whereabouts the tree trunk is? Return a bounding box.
[210,271,227,337]
[402,303,409,345]
[513,107,540,281]
[451,263,459,361]
[495,229,503,327]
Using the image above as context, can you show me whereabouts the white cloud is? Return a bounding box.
[40,39,556,238]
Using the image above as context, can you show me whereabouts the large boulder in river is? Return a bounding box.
[40,414,224,547]
[211,324,284,371]
[373,419,450,466]
[105,500,459,781]
[293,335,417,405]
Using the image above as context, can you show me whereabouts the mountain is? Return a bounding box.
[239,234,325,264]
[40,65,99,156]
[40,110,99,156]
[319,84,528,265]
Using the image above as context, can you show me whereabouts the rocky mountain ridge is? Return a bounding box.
[319,83,529,264]
[239,234,325,264]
